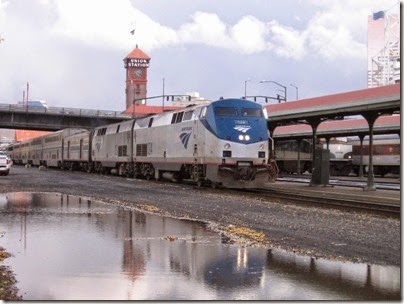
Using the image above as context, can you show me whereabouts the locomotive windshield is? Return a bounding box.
[203,99,269,144]
[241,108,263,117]
[214,107,238,116]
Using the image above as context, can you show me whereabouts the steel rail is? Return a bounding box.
[236,187,400,217]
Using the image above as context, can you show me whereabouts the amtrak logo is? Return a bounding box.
[234,125,251,133]
[179,132,192,149]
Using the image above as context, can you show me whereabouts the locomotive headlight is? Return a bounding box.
[238,135,244,141]
[224,143,231,149]
[259,144,265,150]
[245,135,250,141]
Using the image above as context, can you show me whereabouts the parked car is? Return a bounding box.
[0,151,12,176]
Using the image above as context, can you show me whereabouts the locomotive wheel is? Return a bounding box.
[196,180,204,188]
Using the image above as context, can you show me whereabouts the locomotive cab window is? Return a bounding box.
[171,112,184,124]
[214,107,238,116]
[171,113,177,124]
[183,110,193,121]
[241,108,263,117]
[176,112,184,123]
[199,107,207,118]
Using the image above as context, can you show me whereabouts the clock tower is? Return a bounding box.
[124,45,151,109]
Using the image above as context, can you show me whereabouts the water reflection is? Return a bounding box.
[0,192,400,300]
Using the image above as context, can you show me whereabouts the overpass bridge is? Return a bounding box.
[0,104,131,131]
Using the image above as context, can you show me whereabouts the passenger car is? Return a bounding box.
[0,151,12,175]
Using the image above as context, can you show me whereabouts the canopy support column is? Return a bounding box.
[363,113,379,191]
[358,134,365,178]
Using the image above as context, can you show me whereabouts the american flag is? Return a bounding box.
[373,11,385,20]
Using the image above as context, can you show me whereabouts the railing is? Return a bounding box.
[0,103,133,119]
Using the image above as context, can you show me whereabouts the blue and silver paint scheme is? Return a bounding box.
[201,99,269,144]
[196,98,274,187]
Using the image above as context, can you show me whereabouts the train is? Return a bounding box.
[350,134,400,177]
[275,138,353,176]
[6,98,279,188]
[275,134,400,177]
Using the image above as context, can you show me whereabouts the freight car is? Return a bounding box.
[8,98,278,188]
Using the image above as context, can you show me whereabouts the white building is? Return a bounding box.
[367,9,400,88]
[171,92,211,107]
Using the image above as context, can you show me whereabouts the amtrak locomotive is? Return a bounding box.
[7,98,279,188]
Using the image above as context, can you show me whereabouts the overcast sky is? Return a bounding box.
[0,0,399,111]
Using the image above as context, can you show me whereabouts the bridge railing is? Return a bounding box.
[0,103,132,118]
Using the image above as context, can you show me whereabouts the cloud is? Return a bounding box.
[230,15,272,54]
[51,0,138,50]
[48,0,390,62]
[0,0,9,28]
[268,20,306,60]
[0,0,398,108]
[178,12,231,49]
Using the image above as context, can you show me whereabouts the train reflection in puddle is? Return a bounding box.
[0,192,400,300]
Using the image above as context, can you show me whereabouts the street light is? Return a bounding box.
[290,84,298,100]
[260,80,287,102]
[244,79,251,99]
[162,77,165,109]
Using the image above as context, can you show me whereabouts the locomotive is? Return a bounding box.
[7,98,279,188]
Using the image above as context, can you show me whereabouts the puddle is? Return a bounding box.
[0,192,400,300]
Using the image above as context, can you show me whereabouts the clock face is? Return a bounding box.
[134,69,143,77]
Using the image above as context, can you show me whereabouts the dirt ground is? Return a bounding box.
[0,165,400,270]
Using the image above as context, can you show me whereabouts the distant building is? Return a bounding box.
[0,129,50,150]
[367,11,400,87]
[171,92,211,107]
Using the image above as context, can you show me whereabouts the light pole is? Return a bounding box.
[290,83,298,100]
[260,80,287,102]
[162,77,165,109]
[244,79,251,98]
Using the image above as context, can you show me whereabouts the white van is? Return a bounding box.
[27,100,49,111]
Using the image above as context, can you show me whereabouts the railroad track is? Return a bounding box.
[235,187,400,217]
[277,175,400,190]
[186,177,400,216]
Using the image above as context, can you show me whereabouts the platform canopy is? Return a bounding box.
[265,83,400,125]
